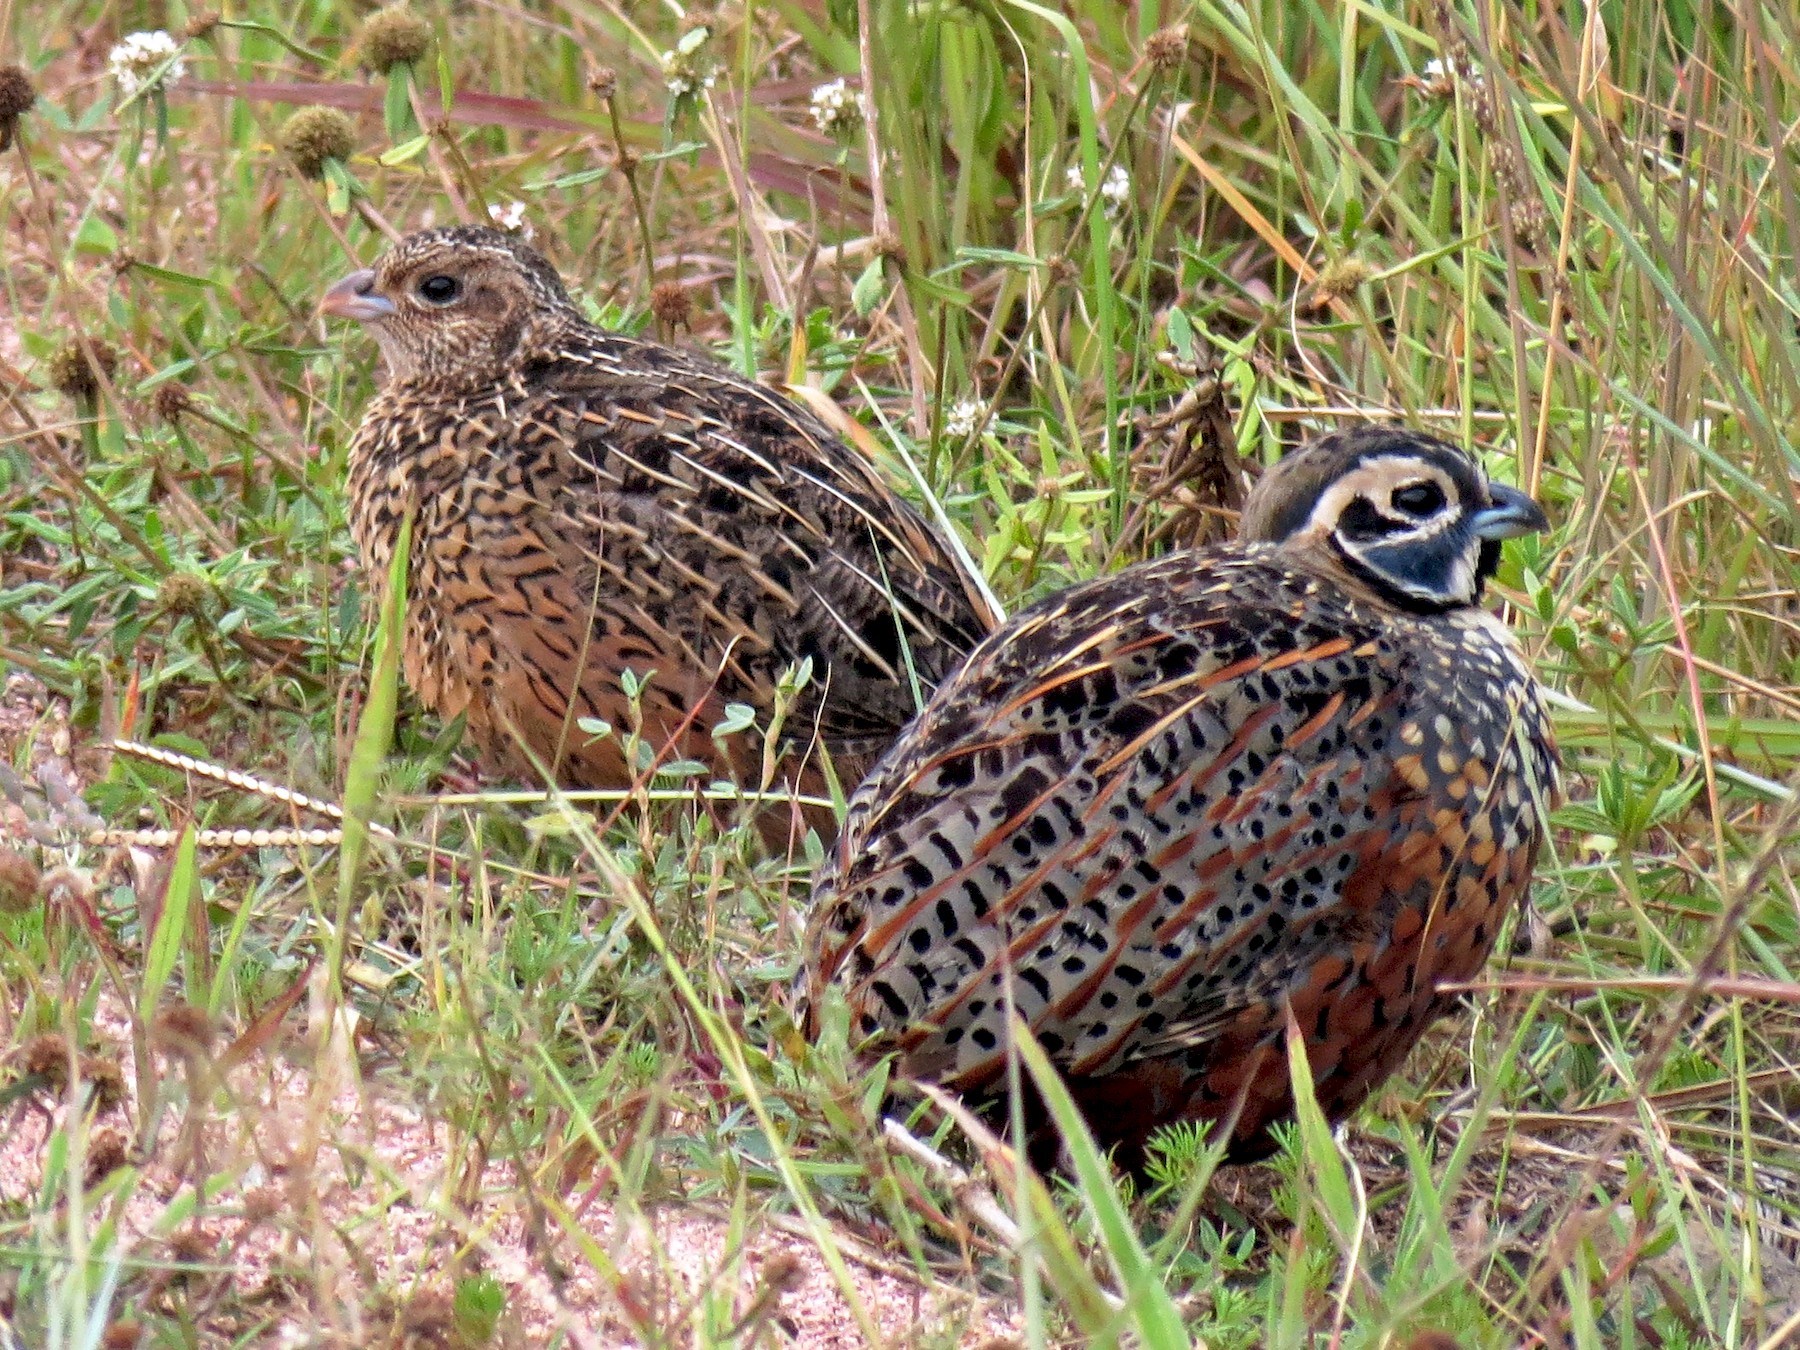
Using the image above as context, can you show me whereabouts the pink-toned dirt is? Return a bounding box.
[0,986,1021,1347]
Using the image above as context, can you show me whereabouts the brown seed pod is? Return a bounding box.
[0,847,40,913]
[1144,24,1190,71]
[153,382,195,421]
[85,1129,130,1187]
[648,280,691,330]
[358,5,431,73]
[19,1031,71,1088]
[156,570,212,618]
[46,338,121,404]
[0,63,34,151]
[279,106,356,180]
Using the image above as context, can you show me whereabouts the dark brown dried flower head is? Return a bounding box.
[588,64,618,100]
[85,1129,129,1188]
[47,338,120,404]
[758,1250,802,1292]
[280,106,356,180]
[81,1054,127,1112]
[151,1000,216,1059]
[648,280,691,330]
[1308,255,1373,309]
[359,5,431,73]
[156,571,212,618]
[242,1185,284,1224]
[100,1319,143,1350]
[0,847,40,913]
[0,63,34,151]
[19,1031,71,1088]
[153,383,195,421]
[1144,24,1190,71]
[166,1226,215,1285]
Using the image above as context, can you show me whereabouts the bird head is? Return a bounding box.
[1239,426,1548,611]
[321,225,580,383]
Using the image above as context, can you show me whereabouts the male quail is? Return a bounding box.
[800,427,1557,1166]
[322,226,991,806]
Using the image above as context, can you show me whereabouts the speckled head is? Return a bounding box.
[1241,426,1548,611]
[320,225,580,383]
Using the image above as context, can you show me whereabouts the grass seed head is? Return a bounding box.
[153,383,195,421]
[280,106,356,180]
[47,337,120,404]
[1145,24,1190,71]
[359,5,432,73]
[0,847,40,913]
[649,280,692,330]
[1310,255,1373,308]
[152,1000,217,1060]
[0,64,34,149]
[19,1031,71,1088]
[156,570,213,618]
[85,1129,129,1187]
[80,1053,128,1112]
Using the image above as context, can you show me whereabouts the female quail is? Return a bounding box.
[322,227,992,803]
[801,427,1557,1166]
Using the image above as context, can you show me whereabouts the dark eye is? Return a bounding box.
[417,274,461,305]
[1392,481,1447,517]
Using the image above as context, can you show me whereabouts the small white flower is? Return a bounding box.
[943,397,983,440]
[109,30,185,98]
[1100,163,1131,216]
[1065,162,1084,194]
[1421,57,1451,82]
[488,199,531,238]
[662,28,716,99]
[809,78,860,135]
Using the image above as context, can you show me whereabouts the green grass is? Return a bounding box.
[4,0,1800,1346]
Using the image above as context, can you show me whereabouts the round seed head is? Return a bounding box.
[182,13,223,42]
[0,847,40,913]
[47,338,120,403]
[1145,24,1190,71]
[153,383,195,421]
[156,570,212,617]
[588,64,618,99]
[100,1317,143,1350]
[280,106,356,180]
[358,4,431,73]
[152,1001,216,1060]
[649,280,691,329]
[20,1031,71,1088]
[85,1129,129,1189]
[81,1053,128,1112]
[1311,255,1373,305]
[0,64,35,150]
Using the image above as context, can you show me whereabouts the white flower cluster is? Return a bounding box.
[109,30,185,98]
[488,199,532,239]
[809,78,859,135]
[943,397,984,440]
[662,27,717,99]
[1066,161,1133,218]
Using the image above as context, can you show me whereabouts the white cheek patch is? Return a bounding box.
[1303,458,1460,541]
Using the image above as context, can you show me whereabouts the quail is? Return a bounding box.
[800,427,1557,1167]
[322,226,992,809]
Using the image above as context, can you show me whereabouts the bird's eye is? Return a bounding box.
[1392,482,1447,517]
[416,274,461,305]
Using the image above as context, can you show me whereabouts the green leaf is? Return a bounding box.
[336,515,408,921]
[378,134,432,167]
[523,166,609,190]
[129,262,216,289]
[141,824,198,1017]
[74,216,119,256]
[1010,1017,1194,1348]
[851,255,887,317]
[1284,1016,1360,1241]
[384,65,417,140]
